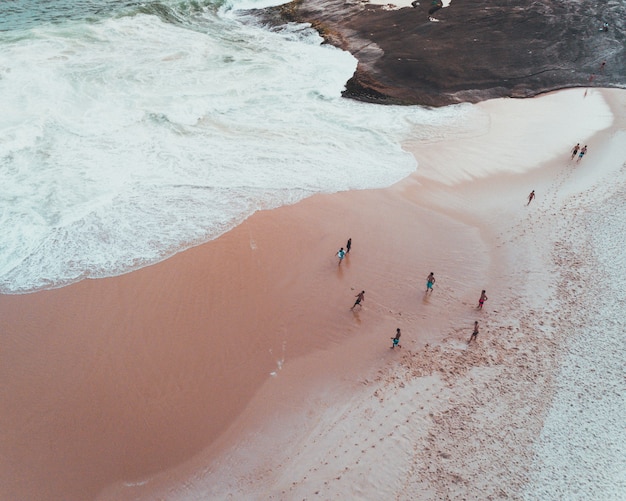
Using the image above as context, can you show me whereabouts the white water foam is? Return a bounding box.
[1,2,612,294]
[0,6,478,293]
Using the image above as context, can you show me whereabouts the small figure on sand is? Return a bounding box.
[426,272,435,292]
[337,247,345,264]
[351,290,365,310]
[478,290,488,309]
[527,190,535,205]
[571,143,580,159]
[391,328,402,349]
[577,145,588,162]
[468,321,479,344]
[346,238,352,254]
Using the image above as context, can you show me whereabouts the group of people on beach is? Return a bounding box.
[570,143,588,162]
[527,144,589,207]
[424,272,487,344]
[425,275,487,345]
[340,139,593,351]
[337,238,397,346]
[336,238,490,348]
[337,238,366,309]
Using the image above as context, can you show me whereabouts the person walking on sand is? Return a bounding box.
[346,238,352,254]
[468,321,479,344]
[571,143,580,159]
[577,145,588,162]
[478,290,488,309]
[351,290,365,310]
[337,247,346,264]
[391,328,402,349]
[426,272,435,292]
[526,190,535,205]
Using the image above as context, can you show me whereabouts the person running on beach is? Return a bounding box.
[346,238,352,254]
[577,145,588,162]
[391,328,402,349]
[468,321,479,344]
[527,190,535,205]
[337,247,346,264]
[478,290,488,309]
[426,272,435,292]
[571,143,580,159]
[351,290,365,310]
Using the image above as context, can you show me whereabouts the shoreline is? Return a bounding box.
[187,88,625,500]
[1,88,624,500]
[268,0,626,106]
[116,87,624,500]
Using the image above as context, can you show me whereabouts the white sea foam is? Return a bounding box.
[0,2,611,294]
[0,5,475,293]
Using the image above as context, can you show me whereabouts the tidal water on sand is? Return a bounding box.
[0,0,476,293]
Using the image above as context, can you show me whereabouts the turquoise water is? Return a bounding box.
[0,0,143,31]
[0,0,473,293]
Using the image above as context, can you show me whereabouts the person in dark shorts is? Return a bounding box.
[468,321,479,344]
[478,290,488,309]
[571,143,580,159]
[346,238,352,253]
[527,190,535,205]
[351,290,365,310]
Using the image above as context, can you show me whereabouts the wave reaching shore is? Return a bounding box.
[167,88,625,501]
[1,4,625,499]
[2,88,624,500]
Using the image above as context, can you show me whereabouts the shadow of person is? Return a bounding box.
[336,262,344,279]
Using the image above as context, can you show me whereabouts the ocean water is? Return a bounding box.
[0,0,477,293]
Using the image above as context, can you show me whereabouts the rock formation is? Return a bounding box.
[267,0,626,106]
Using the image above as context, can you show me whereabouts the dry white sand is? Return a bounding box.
[1,88,624,501]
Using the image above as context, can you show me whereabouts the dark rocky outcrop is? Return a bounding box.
[265,0,626,106]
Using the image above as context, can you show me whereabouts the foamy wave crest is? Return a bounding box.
[0,4,470,293]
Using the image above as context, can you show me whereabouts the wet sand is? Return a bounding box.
[1,88,624,500]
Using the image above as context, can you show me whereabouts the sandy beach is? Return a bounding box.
[1,87,625,500]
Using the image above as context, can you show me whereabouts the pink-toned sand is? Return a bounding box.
[1,88,624,501]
